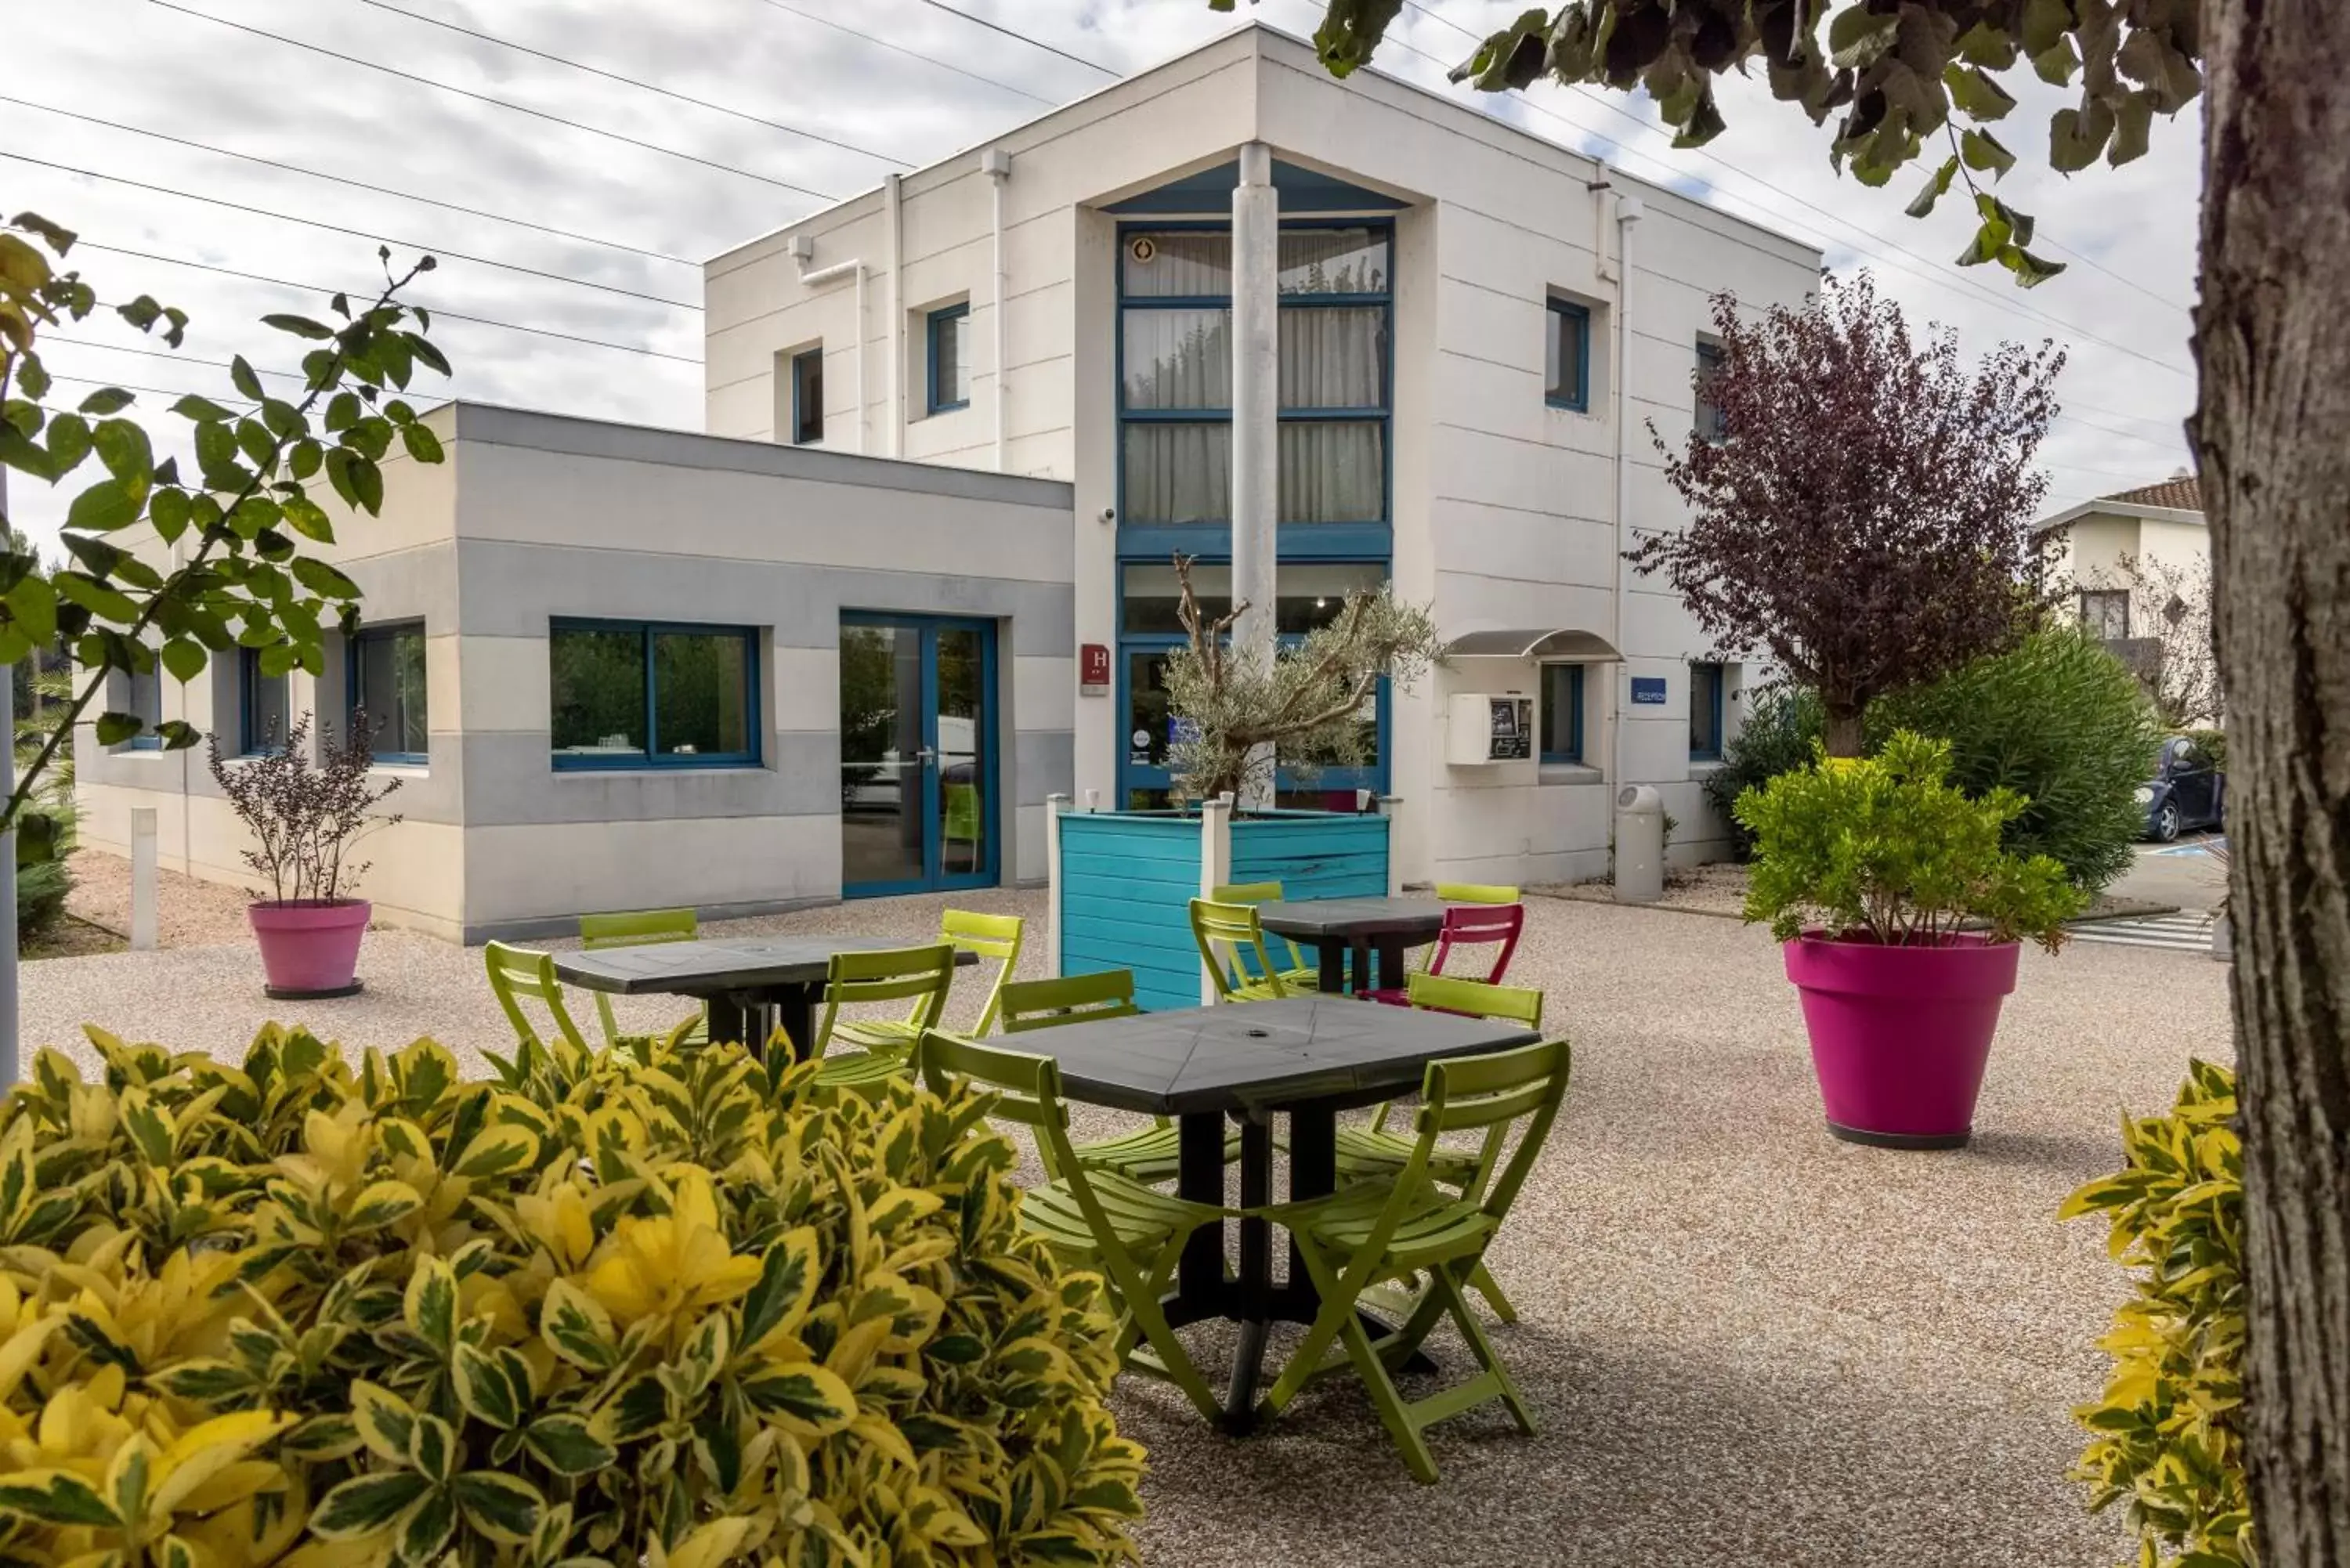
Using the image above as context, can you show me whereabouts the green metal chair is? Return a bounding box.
[1188,898,1292,1003]
[812,942,959,1092]
[1336,971,1545,1323]
[577,907,704,1048]
[1255,1037,1573,1483]
[1209,880,1321,992]
[1434,882,1522,905]
[916,1028,1228,1424]
[940,908,1024,1035]
[998,970,1240,1185]
[484,941,594,1064]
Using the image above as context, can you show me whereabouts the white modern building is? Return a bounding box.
[2035,474,2207,638]
[78,22,1822,936]
[707,22,1819,888]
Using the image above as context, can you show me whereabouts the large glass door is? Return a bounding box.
[840,615,996,895]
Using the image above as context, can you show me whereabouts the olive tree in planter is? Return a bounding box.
[1737,730,2084,1148]
[208,710,401,998]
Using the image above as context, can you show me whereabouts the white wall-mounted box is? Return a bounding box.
[1448,693,1533,765]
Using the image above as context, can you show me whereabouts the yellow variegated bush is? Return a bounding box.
[2063,1058,2249,1568]
[0,1022,1144,1568]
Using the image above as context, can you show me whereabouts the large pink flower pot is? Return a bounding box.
[1783,930,2021,1149]
[248,900,371,999]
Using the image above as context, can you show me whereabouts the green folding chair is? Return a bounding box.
[1434,882,1522,905]
[1255,1037,1572,1483]
[484,941,594,1065]
[941,909,1024,1035]
[998,970,1240,1185]
[916,1029,1227,1424]
[1209,880,1321,992]
[1188,898,1292,1003]
[577,907,704,1048]
[812,942,959,1092]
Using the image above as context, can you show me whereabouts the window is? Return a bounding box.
[1689,662,1726,761]
[350,622,428,764]
[1546,298,1590,412]
[926,303,969,414]
[1694,340,1728,443]
[1541,664,1585,763]
[2080,588,2131,640]
[121,659,162,750]
[1119,561,1384,635]
[790,346,822,445]
[551,620,758,768]
[240,649,290,755]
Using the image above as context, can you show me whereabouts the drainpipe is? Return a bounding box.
[980,148,1013,470]
[791,243,866,454]
[1611,193,1644,788]
[884,172,904,457]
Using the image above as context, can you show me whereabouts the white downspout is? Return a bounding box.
[793,251,866,454]
[884,172,904,457]
[1611,193,1644,786]
[980,148,1013,470]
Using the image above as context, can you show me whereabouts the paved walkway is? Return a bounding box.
[19,892,2226,1566]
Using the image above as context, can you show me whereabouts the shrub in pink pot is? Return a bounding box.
[1735,731,2084,1147]
[208,710,403,998]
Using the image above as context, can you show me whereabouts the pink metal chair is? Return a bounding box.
[1363,900,1524,1006]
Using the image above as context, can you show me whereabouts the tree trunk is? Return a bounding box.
[1821,704,1865,758]
[2198,4,2350,1562]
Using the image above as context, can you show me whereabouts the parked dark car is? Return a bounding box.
[2140,735,2225,841]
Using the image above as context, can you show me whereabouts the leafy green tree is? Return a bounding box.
[0,212,450,836]
[1272,6,2350,1563]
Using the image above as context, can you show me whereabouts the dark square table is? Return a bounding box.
[551,937,975,1059]
[1257,897,1448,995]
[1028,994,1541,1430]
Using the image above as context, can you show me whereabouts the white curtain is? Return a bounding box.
[1278,228,1388,294]
[1123,309,1231,410]
[1279,421,1384,523]
[1124,424,1233,524]
[1282,305,1384,409]
[1123,231,1231,298]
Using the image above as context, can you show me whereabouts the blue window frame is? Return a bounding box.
[240,648,290,755]
[926,303,970,414]
[1689,662,1726,761]
[1695,340,1728,443]
[551,619,761,770]
[1546,298,1590,412]
[347,621,428,764]
[1541,663,1585,763]
[790,346,823,444]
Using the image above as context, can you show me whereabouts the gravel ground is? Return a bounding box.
[17,891,2229,1566]
[60,848,260,949]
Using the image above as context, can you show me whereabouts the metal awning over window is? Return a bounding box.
[1441,627,1623,661]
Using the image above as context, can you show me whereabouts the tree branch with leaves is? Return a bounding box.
[0,211,451,839]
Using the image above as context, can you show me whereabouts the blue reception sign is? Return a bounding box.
[1629,677,1668,705]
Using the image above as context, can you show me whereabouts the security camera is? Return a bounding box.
[1098,505,1116,524]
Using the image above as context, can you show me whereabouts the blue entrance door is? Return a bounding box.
[839,615,998,896]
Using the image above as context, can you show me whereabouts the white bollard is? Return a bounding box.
[1198,796,1234,1006]
[1044,793,1069,979]
[129,807,158,951]
[1377,794,1405,897]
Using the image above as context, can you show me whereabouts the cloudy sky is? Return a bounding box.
[5,0,2202,552]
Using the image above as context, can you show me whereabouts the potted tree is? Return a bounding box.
[208,710,403,998]
[1737,731,2084,1148]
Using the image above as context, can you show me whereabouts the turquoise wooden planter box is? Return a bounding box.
[1054,809,1390,1012]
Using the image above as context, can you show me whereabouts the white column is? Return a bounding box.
[1230,143,1279,806]
[1043,792,1068,978]
[130,808,158,951]
[1377,794,1405,898]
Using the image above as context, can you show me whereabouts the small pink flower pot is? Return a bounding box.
[248,900,372,999]
[1782,930,2021,1149]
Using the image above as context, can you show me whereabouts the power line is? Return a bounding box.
[751,0,1058,106]
[76,241,703,366]
[44,370,256,410]
[148,0,839,202]
[912,0,1119,76]
[1379,0,2195,379]
[43,336,306,381]
[2057,409,2189,450]
[0,94,696,267]
[355,0,917,168]
[1,149,701,311]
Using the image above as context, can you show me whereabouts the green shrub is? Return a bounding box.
[1705,687,1822,859]
[1871,625,2160,891]
[1735,729,2085,948]
[2063,1059,2249,1566]
[14,793,74,945]
[0,1024,1145,1568]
